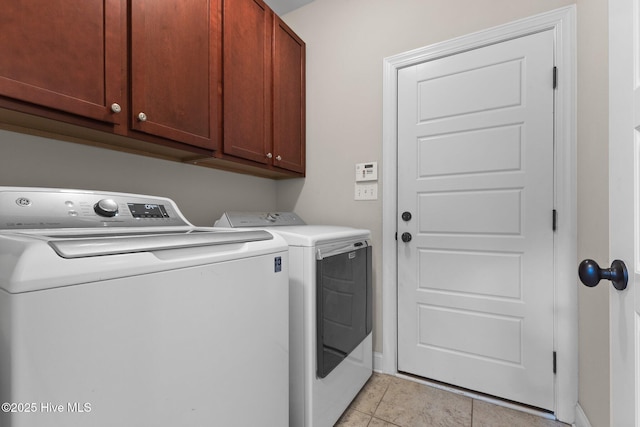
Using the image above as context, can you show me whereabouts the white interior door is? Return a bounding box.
[397,30,556,410]
[608,0,639,424]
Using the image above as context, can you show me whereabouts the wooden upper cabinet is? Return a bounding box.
[130,0,221,150]
[222,0,272,164]
[273,16,305,174]
[221,0,306,174]
[0,1,303,177]
[0,0,125,124]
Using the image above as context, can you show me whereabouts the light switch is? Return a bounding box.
[355,183,378,200]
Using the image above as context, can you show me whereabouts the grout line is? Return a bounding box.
[372,378,391,416]
[365,374,394,426]
[471,398,474,427]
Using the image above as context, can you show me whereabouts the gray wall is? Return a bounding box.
[278,0,609,425]
[0,129,278,226]
[576,0,610,425]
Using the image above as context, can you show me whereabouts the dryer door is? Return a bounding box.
[316,244,372,378]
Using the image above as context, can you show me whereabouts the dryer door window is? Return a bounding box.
[316,245,372,378]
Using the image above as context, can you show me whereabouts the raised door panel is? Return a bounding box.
[131,0,220,150]
[222,0,272,164]
[273,17,305,174]
[0,0,124,124]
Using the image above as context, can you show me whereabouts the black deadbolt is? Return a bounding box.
[401,211,412,221]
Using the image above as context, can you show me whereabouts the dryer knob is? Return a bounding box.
[266,213,277,222]
[94,199,119,217]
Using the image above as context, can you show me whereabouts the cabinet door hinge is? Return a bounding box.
[553,351,557,374]
[553,66,558,89]
[552,209,558,231]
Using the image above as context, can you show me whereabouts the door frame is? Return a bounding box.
[381,6,577,423]
[608,0,637,424]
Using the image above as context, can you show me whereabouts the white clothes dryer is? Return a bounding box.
[0,188,289,427]
[216,212,373,427]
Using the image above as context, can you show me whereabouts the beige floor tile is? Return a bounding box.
[334,409,372,427]
[349,373,394,415]
[339,375,566,427]
[471,400,569,427]
[369,417,402,427]
[374,379,472,427]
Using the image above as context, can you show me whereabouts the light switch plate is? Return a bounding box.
[355,162,378,182]
[355,183,378,200]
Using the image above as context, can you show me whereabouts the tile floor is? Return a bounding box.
[335,373,570,427]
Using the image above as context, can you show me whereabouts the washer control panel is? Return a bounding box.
[0,187,189,229]
[216,212,306,228]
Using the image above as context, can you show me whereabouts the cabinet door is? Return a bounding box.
[222,0,272,164]
[0,0,124,124]
[273,16,306,173]
[131,0,220,150]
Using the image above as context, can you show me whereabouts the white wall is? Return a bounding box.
[0,128,278,226]
[279,0,609,425]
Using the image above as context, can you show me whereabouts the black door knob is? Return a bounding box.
[401,232,412,243]
[402,211,412,221]
[578,259,628,291]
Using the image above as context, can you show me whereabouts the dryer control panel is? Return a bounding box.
[216,212,306,228]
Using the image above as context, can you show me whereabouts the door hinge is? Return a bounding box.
[553,351,557,374]
[553,66,558,89]
[552,209,558,231]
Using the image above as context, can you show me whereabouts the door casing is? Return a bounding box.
[608,0,639,424]
[381,5,577,423]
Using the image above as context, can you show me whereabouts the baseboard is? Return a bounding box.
[373,351,384,373]
[574,404,593,427]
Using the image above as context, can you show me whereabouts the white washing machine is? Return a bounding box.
[216,212,373,427]
[0,188,289,427]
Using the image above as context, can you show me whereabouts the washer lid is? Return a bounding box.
[46,229,273,259]
[0,229,286,294]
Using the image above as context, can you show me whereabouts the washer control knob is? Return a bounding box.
[94,199,119,217]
